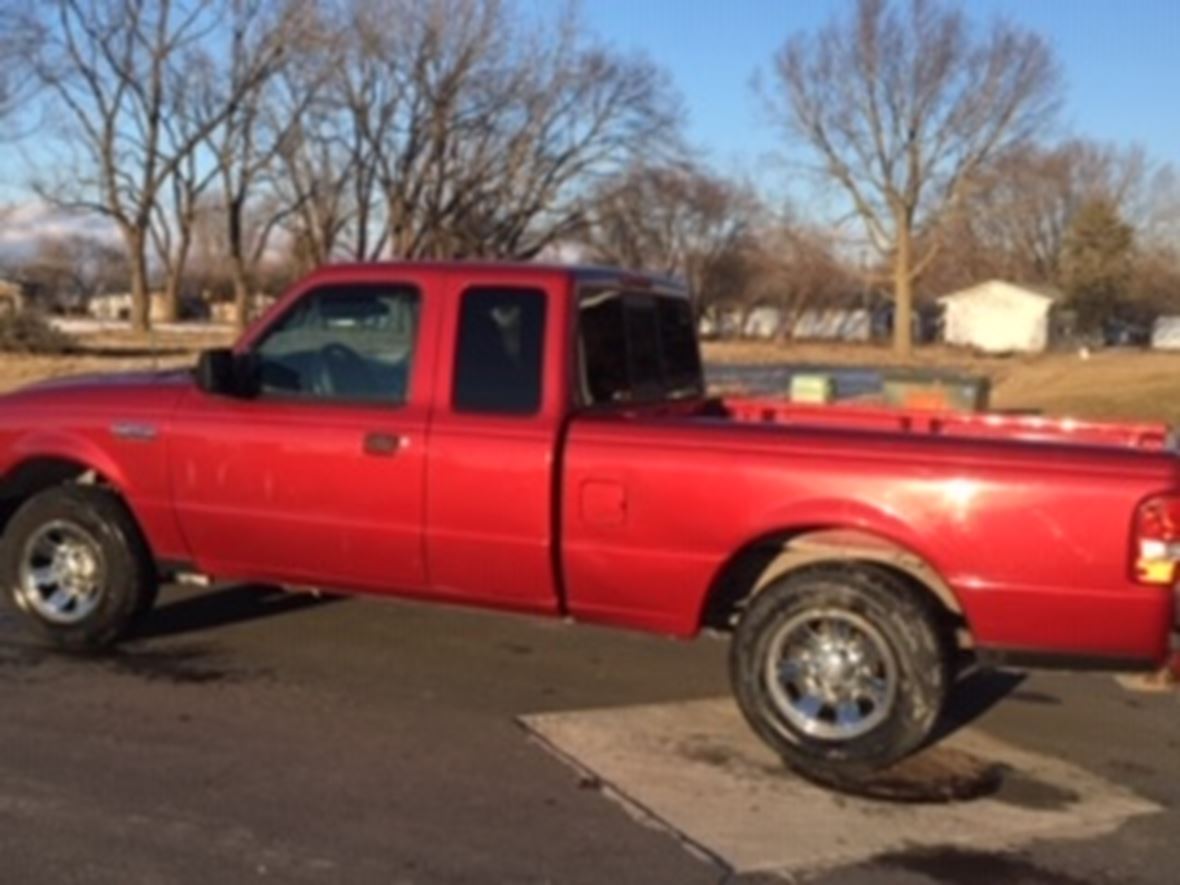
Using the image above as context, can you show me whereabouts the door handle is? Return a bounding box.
[363,432,403,457]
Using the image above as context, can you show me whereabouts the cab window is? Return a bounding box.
[254,285,420,404]
[452,287,546,415]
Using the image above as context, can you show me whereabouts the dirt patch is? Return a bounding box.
[101,645,251,685]
[676,732,1006,804]
[813,745,1007,804]
[0,641,257,686]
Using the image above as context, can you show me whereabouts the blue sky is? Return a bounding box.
[572,0,1180,175]
[4,0,1177,247]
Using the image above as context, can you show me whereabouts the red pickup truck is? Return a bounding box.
[1,262,1177,781]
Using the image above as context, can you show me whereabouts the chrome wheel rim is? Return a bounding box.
[16,520,106,625]
[763,608,898,742]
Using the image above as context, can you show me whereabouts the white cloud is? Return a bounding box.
[0,200,119,258]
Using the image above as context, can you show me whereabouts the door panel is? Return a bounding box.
[170,396,429,590]
[169,279,439,594]
[425,420,556,608]
[423,275,569,612]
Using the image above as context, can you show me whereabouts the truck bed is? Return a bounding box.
[721,397,1174,452]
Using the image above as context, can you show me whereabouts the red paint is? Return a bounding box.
[1,261,1176,669]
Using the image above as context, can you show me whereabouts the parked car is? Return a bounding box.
[1,262,1177,783]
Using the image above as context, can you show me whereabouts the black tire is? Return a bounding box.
[1,484,156,652]
[730,562,950,785]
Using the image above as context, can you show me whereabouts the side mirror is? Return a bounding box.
[195,348,256,398]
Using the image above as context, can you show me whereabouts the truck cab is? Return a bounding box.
[173,262,699,614]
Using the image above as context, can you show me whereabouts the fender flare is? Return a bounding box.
[5,430,131,493]
[699,502,968,636]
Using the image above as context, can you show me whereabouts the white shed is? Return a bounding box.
[939,280,1058,354]
[1151,316,1180,350]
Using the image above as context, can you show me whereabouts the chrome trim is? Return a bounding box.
[110,421,158,441]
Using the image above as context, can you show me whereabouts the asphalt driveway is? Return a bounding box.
[1,585,1177,884]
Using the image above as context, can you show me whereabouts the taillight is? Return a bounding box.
[1134,495,1180,584]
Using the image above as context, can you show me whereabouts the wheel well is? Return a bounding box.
[0,457,102,537]
[701,528,970,644]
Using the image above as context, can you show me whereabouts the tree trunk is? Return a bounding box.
[160,271,182,324]
[231,258,251,330]
[159,231,193,324]
[126,228,151,333]
[892,221,914,358]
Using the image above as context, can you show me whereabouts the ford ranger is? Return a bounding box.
[1,262,1177,782]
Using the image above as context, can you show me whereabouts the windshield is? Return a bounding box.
[577,287,704,406]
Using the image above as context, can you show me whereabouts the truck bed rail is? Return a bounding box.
[722,397,1173,452]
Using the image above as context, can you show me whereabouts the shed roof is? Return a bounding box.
[938,279,1061,306]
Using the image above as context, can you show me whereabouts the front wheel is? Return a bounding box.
[730,563,950,785]
[1,485,156,652]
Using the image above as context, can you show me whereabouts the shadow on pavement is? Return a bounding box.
[934,667,1027,743]
[134,584,343,641]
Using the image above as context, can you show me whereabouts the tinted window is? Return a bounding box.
[453,288,546,414]
[657,297,703,392]
[254,285,419,404]
[578,288,703,405]
[625,299,663,400]
[579,292,629,404]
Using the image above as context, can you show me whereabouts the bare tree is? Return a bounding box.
[24,1,217,329]
[150,59,224,323]
[746,223,862,336]
[208,0,319,327]
[325,0,679,263]
[918,140,1179,294]
[0,2,38,133]
[584,160,759,311]
[766,0,1060,355]
[25,0,292,330]
[18,234,129,311]
[274,52,358,270]
[972,142,1157,281]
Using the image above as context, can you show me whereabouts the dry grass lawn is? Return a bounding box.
[0,327,234,395]
[3,328,1180,425]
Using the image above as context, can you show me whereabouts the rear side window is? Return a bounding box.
[656,296,703,393]
[578,288,704,405]
[453,287,546,414]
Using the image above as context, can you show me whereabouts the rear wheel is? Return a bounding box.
[1,485,155,652]
[730,563,950,785]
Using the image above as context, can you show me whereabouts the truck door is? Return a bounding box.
[423,272,568,612]
[169,276,439,593]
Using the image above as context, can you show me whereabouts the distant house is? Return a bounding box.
[209,293,277,325]
[0,278,28,316]
[700,300,884,343]
[89,291,209,323]
[939,280,1060,354]
[89,291,136,321]
[791,307,872,342]
[743,306,784,339]
[698,309,748,339]
[1151,316,1180,350]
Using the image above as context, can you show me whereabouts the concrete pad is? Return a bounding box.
[521,698,1161,877]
